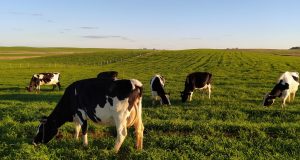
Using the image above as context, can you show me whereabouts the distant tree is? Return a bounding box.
[290,47,300,50]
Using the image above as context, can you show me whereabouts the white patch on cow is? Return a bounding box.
[36,124,42,135]
[39,73,60,86]
[83,134,88,146]
[74,109,87,125]
[275,71,299,107]
[193,83,211,99]
[195,84,208,90]
[130,79,143,89]
[94,103,114,125]
[33,74,39,78]
[290,72,299,79]
[150,75,165,87]
[93,97,130,125]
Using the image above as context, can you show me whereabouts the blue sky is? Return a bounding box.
[0,0,299,49]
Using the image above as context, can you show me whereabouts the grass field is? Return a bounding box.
[0,47,300,159]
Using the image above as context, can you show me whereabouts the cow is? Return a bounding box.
[97,71,118,80]
[263,71,299,108]
[26,72,61,93]
[33,78,144,152]
[180,72,212,102]
[150,74,171,105]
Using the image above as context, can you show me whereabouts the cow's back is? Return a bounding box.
[277,72,299,93]
[186,72,212,89]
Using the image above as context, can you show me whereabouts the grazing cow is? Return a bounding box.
[180,72,212,102]
[150,74,171,105]
[26,72,61,92]
[97,71,118,80]
[263,71,299,108]
[33,78,144,152]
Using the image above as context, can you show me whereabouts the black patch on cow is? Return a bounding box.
[264,80,290,106]
[292,76,299,82]
[269,80,289,97]
[76,110,85,123]
[184,72,212,92]
[151,76,171,105]
[39,73,54,83]
[97,71,118,80]
[81,120,88,135]
[151,77,166,95]
[181,72,212,102]
[109,80,133,100]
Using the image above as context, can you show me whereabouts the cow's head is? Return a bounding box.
[180,91,191,102]
[161,92,171,105]
[27,75,39,92]
[262,93,276,106]
[262,80,289,107]
[33,116,58,145]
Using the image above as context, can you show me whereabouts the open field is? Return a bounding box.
[0,47,300,159]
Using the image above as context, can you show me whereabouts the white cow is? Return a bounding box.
[26,72,61,92]
[263,71,299,108]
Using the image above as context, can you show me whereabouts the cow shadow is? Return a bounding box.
[0,93,61,103]
[0,87,22,92]
[142,96,183,108]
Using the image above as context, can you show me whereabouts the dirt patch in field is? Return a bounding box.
[277,54,300,57]
[0,56,41,60]
[0,51,75,54]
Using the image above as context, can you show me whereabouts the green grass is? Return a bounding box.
[0,48,300,159]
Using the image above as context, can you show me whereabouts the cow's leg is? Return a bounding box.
[207,84,211,99]
[57,82,61,90]
[281,97,287,108]
[134,99,144,150]
[134,118,144,150]
[36,85,40,94]
[113,115,128,152]
[151,96,156,106]
[291,92,296,101]
[52,85,57,91]
[74,120,81,140]
[81,120,88,146]
[287,94,291,102]
[189,92,193,101]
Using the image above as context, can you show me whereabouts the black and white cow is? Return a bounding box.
[263,71,299,108]
[33,78,144,152]
[150,74,171,105]
[180,72,212,102]
[97,71,118,80]
[26,72,61,92]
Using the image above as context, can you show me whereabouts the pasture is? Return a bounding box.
[0,47,300,159]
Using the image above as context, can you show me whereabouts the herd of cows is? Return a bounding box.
[26,70,299,152]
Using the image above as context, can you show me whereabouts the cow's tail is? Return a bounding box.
[57,73,61,81]
[207,73,212,84]
[130,79,143,97]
